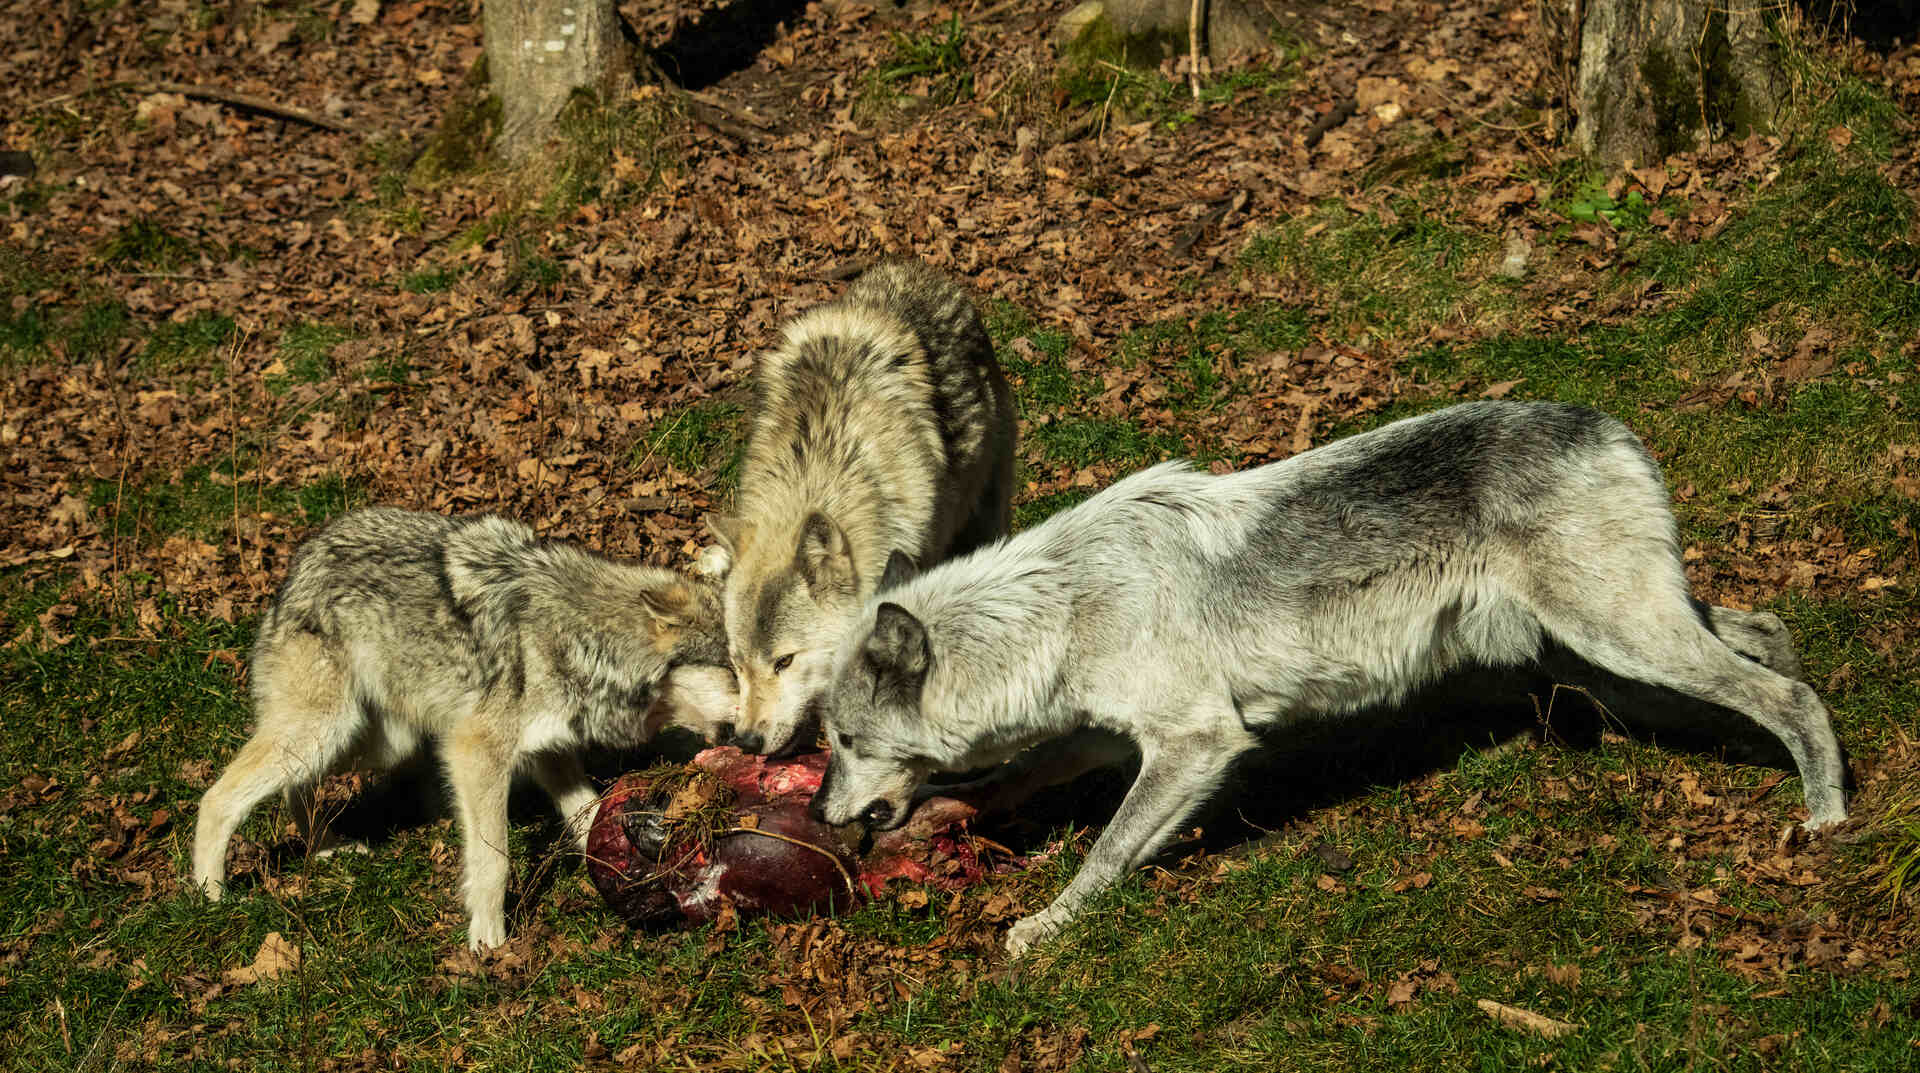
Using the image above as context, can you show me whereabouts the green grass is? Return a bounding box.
[97,217,198,270]
[269,321,348,391]
[87,468,365,547]
[1056,31,1299,131]
[142,311,237,372]
[871,15,976,109]
[637,399,744,491]
[401,265,463,294]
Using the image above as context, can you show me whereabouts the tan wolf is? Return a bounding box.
[706,260,1016,757]
[191,507,737,951]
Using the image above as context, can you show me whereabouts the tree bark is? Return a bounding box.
[1058,0,1281,65]
[484,0,631,161]
[1569,0,1784,166]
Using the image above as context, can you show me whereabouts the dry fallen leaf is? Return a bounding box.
[1476,998,1577,1038]
[222,932,302,986]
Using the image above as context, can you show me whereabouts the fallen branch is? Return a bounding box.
[151,81,365,137]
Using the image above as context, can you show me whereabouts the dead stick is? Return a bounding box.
[151,81,364,136]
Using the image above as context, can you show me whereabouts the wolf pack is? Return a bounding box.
[191,260,1851,957]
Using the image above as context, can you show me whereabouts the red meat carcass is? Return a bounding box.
[585,747,1016,928]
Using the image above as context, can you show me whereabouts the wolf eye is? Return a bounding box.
[773,653,796,673]
[836,732,853,747]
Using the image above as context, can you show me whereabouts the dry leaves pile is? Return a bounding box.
[8,0,1907,626]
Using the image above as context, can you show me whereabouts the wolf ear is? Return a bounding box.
[795,512,857,596]
[637,581,695,628]
[878,550,918,591]
[705,514,751,557]
[864,602,929,685]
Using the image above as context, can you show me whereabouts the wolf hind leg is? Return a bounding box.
[193,651,360,898]
[1531,569,1847,830]
[1701,603,1804,680]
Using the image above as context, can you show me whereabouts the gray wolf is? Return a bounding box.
[191,507,737,951]
[706,259,1016,757]
[808,401,1850,955]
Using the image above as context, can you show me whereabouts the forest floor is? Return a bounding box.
[4,0,1920,1069]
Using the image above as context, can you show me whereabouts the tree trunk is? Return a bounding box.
[1569,0,1783,166]
[484,0,631,161]
[1057,0,1280,66]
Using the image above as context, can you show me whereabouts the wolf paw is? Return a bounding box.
[467,915,507,953]
[310,840,371,860]
[1802,808,1850,834]
[693,545,732,580]
[195,875,226,901]
[1005,912,1063,957]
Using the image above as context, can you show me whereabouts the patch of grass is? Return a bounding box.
[544,89,675,213]
[86,466,365,546]
[503,234,565,297]
[365,350,414,386]
[637,399,744,491]
[401,265,464,293]
[6,180,52,215]
[1245,202,1507,342]
[984,302,1093,413]
[1012,488,1092,531]
[1028,415,1183,470]
[274,321,348,387]
[142,310,236,371]
[1,300,131,368]
[871,15,976,109]
[1058,32,1298,130]
[97,217,197,269]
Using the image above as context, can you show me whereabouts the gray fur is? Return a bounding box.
[813,401,1850,955]
[192,507,737,951]
[710,260,1016,756]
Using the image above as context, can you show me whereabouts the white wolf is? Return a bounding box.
[808,401,1850,954]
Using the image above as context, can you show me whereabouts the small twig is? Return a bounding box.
[1623,884,1780,927]
[719,826,860,898]
[151,80,365,136]
[1187,0,1204,101]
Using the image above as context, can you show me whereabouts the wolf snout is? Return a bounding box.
[732,729,766,754]
[861,799,896,828]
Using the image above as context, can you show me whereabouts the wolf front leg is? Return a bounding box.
[1005,721,1257,956]
[445,719,518,952]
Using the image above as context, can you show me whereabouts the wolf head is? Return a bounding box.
[808,557,933,830]
[707,510,870,756]
[553,567,737,747]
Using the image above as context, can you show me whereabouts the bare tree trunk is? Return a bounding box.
[1569,0,1784,166]
[484,0,631,161]
[1059,0,1279,65]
